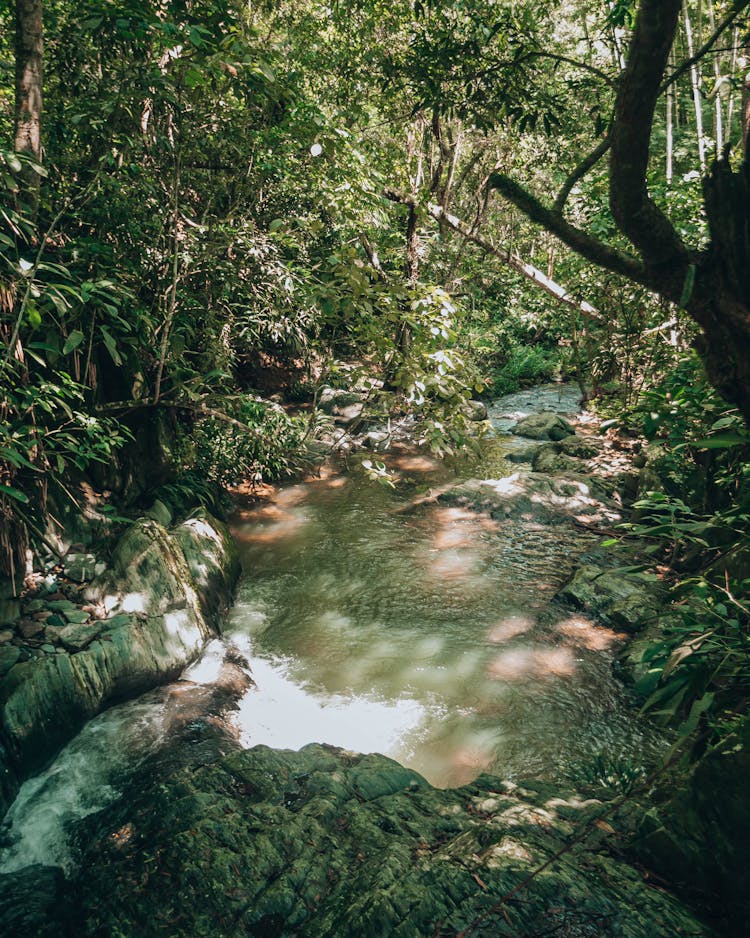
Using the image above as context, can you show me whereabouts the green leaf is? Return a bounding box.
[62,330,86,355]
[693,432,748,449]
[0,484,29,504]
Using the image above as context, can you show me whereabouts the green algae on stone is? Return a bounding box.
[70,744,713,938]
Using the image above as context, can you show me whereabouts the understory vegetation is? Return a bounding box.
[1,0,750,814]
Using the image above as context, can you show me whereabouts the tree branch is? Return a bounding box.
[609,0,690,275]
[660,0,750,94]
[428,202,601,318]
[488,172,649,285]
[553,133,612,214]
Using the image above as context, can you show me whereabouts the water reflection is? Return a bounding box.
[227,465,665,787]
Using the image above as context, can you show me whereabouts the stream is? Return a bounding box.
[0,385,667,876]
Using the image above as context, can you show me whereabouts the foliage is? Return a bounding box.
[190,397,309,486]
[615,354,750,744]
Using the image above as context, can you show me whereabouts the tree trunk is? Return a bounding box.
[14,0,43,192]
[695,158,750,421]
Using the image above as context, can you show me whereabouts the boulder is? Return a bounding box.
[0,512,240,818]
[511,412,575,441]
[65,744,712,937]
[461,398,488,422]
[558,564,665,632]
[173,509,240,626]
[439,473,619,526]
[531,444,582,474]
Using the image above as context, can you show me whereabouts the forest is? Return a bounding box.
[1,0,750,935]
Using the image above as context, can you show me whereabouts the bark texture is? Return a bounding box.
[14,0,43,168]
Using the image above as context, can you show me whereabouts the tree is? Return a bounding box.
[14,0,43,191]
[489,0,750,424]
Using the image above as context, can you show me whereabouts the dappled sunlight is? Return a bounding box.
[555,615,627,651]
[233,508,310,546]
[488,645,576,681]
[487,614,535,644]
[119,591,148,614]
[388,453,444,475]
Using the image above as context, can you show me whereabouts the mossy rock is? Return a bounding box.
[511,412,575,441]
[66,744,713,937]
[558,564,665,632]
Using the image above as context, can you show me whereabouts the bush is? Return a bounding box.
[191,396,309,486]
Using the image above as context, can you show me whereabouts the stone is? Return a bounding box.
[511,411,575,441]
[0,599,21,628]
[145,499,172,527]
[17,619,44,640]
[65,744,712,938]
[558,564,665,632]
[0,645,20,676]
[0,629,14,643]
[40,644,56,655]
[64,553,99,583]
[461,398,488,421]
[439,473,620,526]
[0,512,240,816]
[58,622,104,653]
[61,608,90,625]
[23,599,46,613]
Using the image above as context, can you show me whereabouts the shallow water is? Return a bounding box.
[226,441,663,787]
[0,385,666,873]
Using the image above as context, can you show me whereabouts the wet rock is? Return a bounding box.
[0,629,14,644]
[68,744,712,938]
[558,564,664,632]
[0,513,240,818]
[0,646,20,676]
[0,865,65,937]
[511,412,575,441]
[439,472,619,526]
[40,644,56,655]
[17,619,44,641]
[58,621,104,653]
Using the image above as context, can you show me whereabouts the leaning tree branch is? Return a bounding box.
[609,0,690,278]
[428,203,601,319]
[553,133,612,214]
[488,173,650,285]
[660,0,750,94]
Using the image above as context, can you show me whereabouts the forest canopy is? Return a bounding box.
[2,0,750,577]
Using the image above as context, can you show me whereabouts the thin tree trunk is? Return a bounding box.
[14,0,43,194]
[666,51,675,184]
[683,0,707,171]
